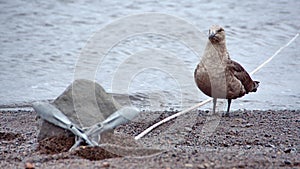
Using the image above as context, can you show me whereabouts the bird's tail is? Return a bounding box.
[251,81,260,92]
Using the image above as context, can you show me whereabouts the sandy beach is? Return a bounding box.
[1,108,299,168]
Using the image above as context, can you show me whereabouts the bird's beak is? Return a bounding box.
[209,30,216,39]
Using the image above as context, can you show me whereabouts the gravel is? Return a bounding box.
[0,109,299,168]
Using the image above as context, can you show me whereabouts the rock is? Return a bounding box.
[197,162,212,168]
[184,163,193,167]
[37,120,73,141]
[25,162,34,169]
[37,79,120,141]
[234,118,247,124]
[245,145,251,149]
[197,164,206,169]
[53,79,121,126]
[284,148,296,153]
[102,162,110,167]
[244,123,254,127]
[284,148,291,153]
[265,143,275,148]
[284,160,292,165]
[184,127,193,132]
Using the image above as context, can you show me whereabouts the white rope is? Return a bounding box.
[134,98,212,140]
[250,33,299,75]
[134,33,299,140]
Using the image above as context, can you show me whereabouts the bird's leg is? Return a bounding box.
[212,98,217,114]
[225,99,231,117]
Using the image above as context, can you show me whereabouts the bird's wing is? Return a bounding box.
[227,60,255,93]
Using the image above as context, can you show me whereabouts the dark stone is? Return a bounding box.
[284,160,292,165]
[37,79,120,141]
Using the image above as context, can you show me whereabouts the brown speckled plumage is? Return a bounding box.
[194,25,259,116]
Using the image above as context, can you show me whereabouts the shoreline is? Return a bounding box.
[0,100,299,112]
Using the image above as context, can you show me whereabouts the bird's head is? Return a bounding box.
[208,25,225,44]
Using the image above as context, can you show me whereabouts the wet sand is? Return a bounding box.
[1,108,299,168]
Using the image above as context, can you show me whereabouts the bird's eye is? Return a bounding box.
[217,28,224,33]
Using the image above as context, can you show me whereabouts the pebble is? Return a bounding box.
[244,123,254,127]
[265,143,275,148]
[191,150,198,155]
[284,148,296,153]
[245,145,251,149]
[25,162,34,169]
[185,163,193,167]
[222,142,229,147]
[284,160,292,165]
[198,163,210,169]
[234,118,246,123]
[184,127,193,132]
[284,148,291,153]
[102,162,110,167]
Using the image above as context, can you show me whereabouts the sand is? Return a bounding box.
[0,108,299,168]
